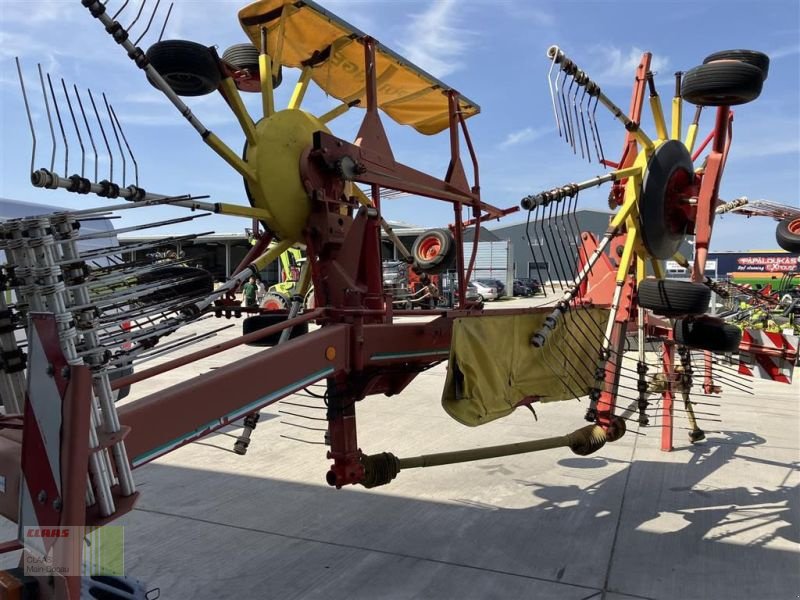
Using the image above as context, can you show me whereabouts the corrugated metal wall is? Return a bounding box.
[467,241,513,291]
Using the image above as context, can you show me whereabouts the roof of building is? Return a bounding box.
[486,208,613,231]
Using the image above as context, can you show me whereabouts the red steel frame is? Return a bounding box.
[0,42,753,598]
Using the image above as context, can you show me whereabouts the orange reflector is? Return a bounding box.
[325,346,336,361]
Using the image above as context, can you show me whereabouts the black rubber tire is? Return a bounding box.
[146,40,221,97]
[221,43,283,90]
[222,43,259,71]
[260,292,289,311]
[776,218,800,253]
[703,49,769,81]
[242,314,309,347]
[137,266,213,305]
[681,61,763,106]
[674,316,742,353]
[638,279,710,316]
[639,140,694,259]
[412,229,456,274]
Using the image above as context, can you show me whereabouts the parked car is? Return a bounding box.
[477,278,505,299]
[470,280,498,302]
[513,279,532,297]
[516,277,542,296]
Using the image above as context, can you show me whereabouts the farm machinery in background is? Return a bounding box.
[0,0,797,597]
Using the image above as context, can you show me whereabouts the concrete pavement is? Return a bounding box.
[1,297,797,599]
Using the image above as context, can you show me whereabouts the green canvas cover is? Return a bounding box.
[442,309,609,426]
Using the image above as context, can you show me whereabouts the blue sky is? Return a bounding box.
[0,0,798,251]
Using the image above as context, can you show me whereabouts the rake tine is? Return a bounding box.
[111,0,131,20]
[15,58,37,174]
[536,202,555,294]
[87,89,113,182]
[74,85,98,182]
[547,51,562,138]
[133,0,161,47]
[571,78,585,160]
[126,0,148,33]
[590,95,606,166]
[158,2,174,42]
[108,106,139,187]
[37,64,56,173]
[103,93,126,187]
[578,87,592,163]
[555,69,571,147]
[62,78,85,178]
[525,205,548,296]
[565,76,577,154]
[46,73,69,176]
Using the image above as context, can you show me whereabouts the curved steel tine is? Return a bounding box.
[37,64,56,172]
[134,0,161,47]
[103,93,126,187]
[47,73,68,175]
[547,51,562,138]
[525,204,546,297]
[591,95,606,166]
[536,202,555,294]
[126,0,148,34]
[578,87,592,162]
[87,89,113,182]
[565,76,577,154]
[74,85,98,182]
[571,77,585,159]
[560,73,574,151]
[109,104,139,187]
[62,78,85,177]
[158,3,174,42]
[112,0,131,21]
[555,68,571,147]
[15,58,37,175]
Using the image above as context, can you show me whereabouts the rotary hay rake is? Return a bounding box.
[0,0,797,597]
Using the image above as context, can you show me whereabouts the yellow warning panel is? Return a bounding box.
[238,0,480,135]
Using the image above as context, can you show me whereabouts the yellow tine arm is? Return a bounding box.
[251,238,295,272]
[289,66,312,110]
[295,260,312,297]
[636,255,647,285]
[608,192,638,230]
[671,96,682,140]
[650,258,665,280]
[616,222,638,283]
[204,133,256,183]
[259,27,275,119]
[319,102,352,124]
[650,95,668,142]
[215,203,274,222]
[220,78,257,145]
[684,106,702,153]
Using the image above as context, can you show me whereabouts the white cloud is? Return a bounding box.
[498,126,550,149]
[588,45,670,86]
[1,1,77,24]
[769,44,800,60]
[398,0,475,78]
[730,138,800,160]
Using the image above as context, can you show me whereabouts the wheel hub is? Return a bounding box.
[639,140,695,259]
[243,109,331,241]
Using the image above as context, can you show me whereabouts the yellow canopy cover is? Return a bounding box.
[238,0,480,135]
[442,309,610,426]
